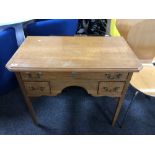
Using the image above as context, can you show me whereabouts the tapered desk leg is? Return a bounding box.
[15,72,38,124]
[112,96,125,126]
[112,73,133,126]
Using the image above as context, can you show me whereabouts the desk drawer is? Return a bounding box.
[51,79,98,96]
[24,82,50,96]
[21,72,128,81]
[98,82,125,97]
[21,72,44,81]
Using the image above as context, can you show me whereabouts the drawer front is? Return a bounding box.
[21,72,128,81]
[51,79,98,96]
[98,82,125,97]
[21,72,44,81]
[102,72,128,81]
[24,82,50,96]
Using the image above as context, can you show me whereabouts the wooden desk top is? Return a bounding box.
[6,36,142,72]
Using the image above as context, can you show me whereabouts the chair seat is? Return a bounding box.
[130,64,155,97]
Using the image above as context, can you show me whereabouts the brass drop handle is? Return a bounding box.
[103,86,120,92]
[113,87,120,92]
[30,86,45,91]
[105,74,115,80]
[105,73,122,80]
[103,87,109,92]
[36,72,42,78]
[25,72,32,78]
[30,86,36,90]
[39,87,45,91]
[116,73,122,79]
[25,72,42,79]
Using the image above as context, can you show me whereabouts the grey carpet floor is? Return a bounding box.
[0,85,155,135]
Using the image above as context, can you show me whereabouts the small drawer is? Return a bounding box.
[24,82,50,96]
[98,82,125,97]
[102,72,128,81]
[21,72,44,81]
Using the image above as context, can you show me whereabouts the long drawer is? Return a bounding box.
[21,72,128,81]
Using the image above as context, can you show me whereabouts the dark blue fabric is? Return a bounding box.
[0,28,18,95]
[26,19,78,36]
[0,85,155,134]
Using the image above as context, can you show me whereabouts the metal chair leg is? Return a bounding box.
[121,90,139,128]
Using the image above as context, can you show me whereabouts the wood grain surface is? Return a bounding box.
[6,36,141,72]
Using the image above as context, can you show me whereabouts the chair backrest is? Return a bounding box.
[0,28,18,94]
[110,19,120,36]
[116,19,155,62]
[26,19,78,36]
[0,28,18,73]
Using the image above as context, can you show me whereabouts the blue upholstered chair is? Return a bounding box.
[26,19,78,36]
[0,28,18,95]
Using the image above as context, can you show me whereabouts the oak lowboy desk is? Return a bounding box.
[6,36,142,126]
